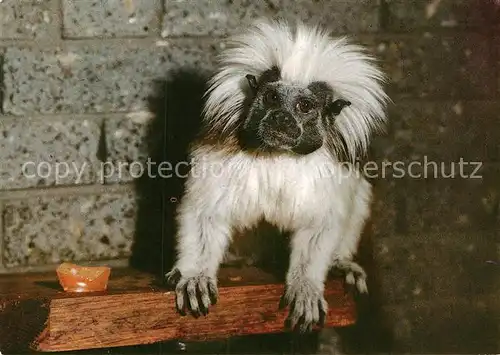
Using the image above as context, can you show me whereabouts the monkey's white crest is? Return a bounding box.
[203,18,389,161]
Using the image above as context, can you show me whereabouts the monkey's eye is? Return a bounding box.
[296,98,315,114]
[263,90,279,105]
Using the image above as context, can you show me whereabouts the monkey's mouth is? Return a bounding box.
[256,111,303,150]
[258,119,302,149]
[259,128,299,149]
[239,111,307,152]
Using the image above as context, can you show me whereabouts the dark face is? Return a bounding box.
[240,69,351,155]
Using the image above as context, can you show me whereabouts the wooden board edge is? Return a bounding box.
[29,281,357,352]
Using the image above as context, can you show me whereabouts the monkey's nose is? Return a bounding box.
[274,111,294,126]
[265,111,302,140]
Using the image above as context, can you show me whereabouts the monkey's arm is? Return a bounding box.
[166,185,232,317]
[280,177,372,331]
[280,225,339,332]
[332,176,372,292]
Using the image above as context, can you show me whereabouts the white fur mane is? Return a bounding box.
[203,18,389,161]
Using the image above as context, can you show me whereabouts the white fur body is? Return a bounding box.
[175,145,372,286]
[167,18,388,328]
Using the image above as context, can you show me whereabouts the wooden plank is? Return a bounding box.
[0,267,356,353]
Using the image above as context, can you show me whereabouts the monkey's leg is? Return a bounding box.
[332,178,372,294]
[279,227,339,333]
[165,206,232,317]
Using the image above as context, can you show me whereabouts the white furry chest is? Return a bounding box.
[236,156,308,222]
[188,147,358,230]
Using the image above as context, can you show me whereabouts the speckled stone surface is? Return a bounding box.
[371,101,500,164]
[384,295,499,353]
[62,0,161,38]
[162,0,272,37]
[374,230,497,304]
[0,116,101,190]
[495,38,500,98]
[0,0,58,39]
[402,170,500,233]
[104,113,152,183]
[364,33,494,99]
[369,179,399,237]
[2,39,223,115]
[283,0,380,34]
[2,191,136,268]
[384,0,500,31]
[162,0,380,37]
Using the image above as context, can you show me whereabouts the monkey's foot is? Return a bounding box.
[165,268,218,317]
[332,259,368,293]
[279,277,328,333]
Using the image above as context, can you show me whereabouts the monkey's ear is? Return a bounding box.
[245,74,258,95]
[326,99,351,116]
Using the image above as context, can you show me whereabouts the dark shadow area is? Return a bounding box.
[50,343,162,355]
[160,331,321,354]
[332,214,395,354]
[129,68,209,279]
[225,221,291,281]
[34,280,62,290]
[0,299,50,354]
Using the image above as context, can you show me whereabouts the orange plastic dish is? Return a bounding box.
[56,262,111,292]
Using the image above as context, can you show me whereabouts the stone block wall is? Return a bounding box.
[0,0,499,353]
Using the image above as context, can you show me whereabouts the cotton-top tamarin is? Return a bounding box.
[166,18,389,332]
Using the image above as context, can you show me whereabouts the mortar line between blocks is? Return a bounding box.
[0,36,217,50]
[0,29,489,49]
[0,111,147,124]
[0,183,135,201]
[155,0,166,38]
[55,0,65,42]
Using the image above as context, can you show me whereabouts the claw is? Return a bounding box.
[168,269,218,317]
[178,306,187,317]
[357,278,368,294]
[333,259,368,294]
[198,282,211,312]
[165,268,181,286]
[278,293,288,310]
[299,315,312,333]
[208,280,219,304]
[318,298,327,326]
[345,272,356,285]
[280,278,328,333]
